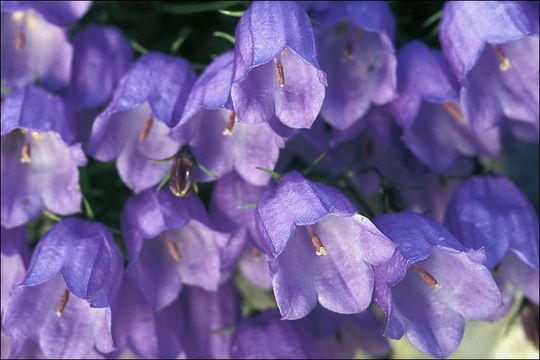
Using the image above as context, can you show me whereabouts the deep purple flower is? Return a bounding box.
[256,171,395,319]
[121,188,227,311]
[171,51,285,185]
[1,85,86,228]
[2,217,123,359]
[180,282,241,359]
[230,309,323,358]
[87,52,195,192]
[311,1,397,129]
[1,9,72,91]
[393,41,500,173]
[231,1,327,129]
[210,172,272,288]
[445,175,539,304]
[440,1,539,131]
[373,211,502,358]
[111,276,185,359]
[1,1,92,27]
[297,305,392,359]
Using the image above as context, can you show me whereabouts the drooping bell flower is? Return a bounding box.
[296,305,392,359]
[393,41,500,173]
[439,1,539,132]
[87,52,195,193]
[230,309,323,358]
[256,170,395,319]
[210,171,272,288]
[2,217,123,359]
[0,6,73,91]
[171,51,285,186]
[1,85,86,228]
[121,188,227,311]
[111,276,185,359]
[180,282,241,359]
[309,1,397,129]
[1,1,92,27]
[373,211,502,358]
[231,1,327,130]
[445,175,539,306]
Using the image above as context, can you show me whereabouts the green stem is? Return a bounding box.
[160,1,245,15]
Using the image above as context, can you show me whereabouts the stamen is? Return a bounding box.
[223,111,236,136]
[169,151,194,197]
[252,249,261,258]
[55,288,70,317]
[274,58,285,88]
[415,266,440,289]
[15,31,25,50]
[307,226,328,256]
[20,141,31,163]
[442,102,465,123]
[138,115,154,142]
[491,44,511,71]
[342,41,355,63]
[166,238,182,262]
[31,132,43,141]
[11,11,25,22]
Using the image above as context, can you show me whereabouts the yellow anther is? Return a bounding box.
[442,102,465,123]
[492,44,512,71]
[55,288,70,317]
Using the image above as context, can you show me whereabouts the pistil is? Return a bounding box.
[55,288,70,317]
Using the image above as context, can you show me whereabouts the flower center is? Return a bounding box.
[274,57,285,88]
[223,111,236,136]
[169,151,194,197]
[12,11,26,50]
[307,226,328,256]
[166,238,182,262]
[19,131,44,163]
[55,288,70,317]
[415,266,441,289]
[442,102,465,123]
[138,115,154,142]
[491,44,511,71]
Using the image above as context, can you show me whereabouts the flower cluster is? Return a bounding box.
[1,1,539,359]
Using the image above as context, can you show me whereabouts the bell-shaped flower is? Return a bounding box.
[393,41,500,173]
[440,1,539,131]
[180,282,241,359]
[230,309,323,358]
[373,211,502,358]
[1,85,86,228]
[171,51,285,185]
[310,1,397,129]
[87,52,195,192]
[231,1,327,129]
[296,305,392,359]
[445,175,539,305]
[210,171,272,288]
[256,170,395,320]
[111,276,185,359]
[2,217,123,359]
[121,188,227,311]
[1,1,92,27]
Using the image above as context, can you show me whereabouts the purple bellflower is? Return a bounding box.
[230,309,323,359]
[231,1,327,130]
[210,171,273,289]
[310,1,397,129]
[445,175,539,306]
[121,188,227,311]
[1,226,29,317]
[393,41,500,173]
[440,1,539,132]
[2,217,123,359]
[373,211,502,358]
[256,171,396,320]
[87,52,195,193]
[180,282,241,359]
[1,7,73,91]
[1,1,92,27]
[111,276,185,359]
[171,51,285,186]
[1,85,86,228]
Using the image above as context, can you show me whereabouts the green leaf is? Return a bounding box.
[83,197,95,219]
[302,151,327,176]
[196,161,218,178]
[423,10,442,28]
[43,209,62,222]
[213,31,235,45]
[255,167,281,181]
[170,25,193,53]
[236,202,257,209]
[130,40,148,54]
[218,9,244,17]
[160,1,245,15]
